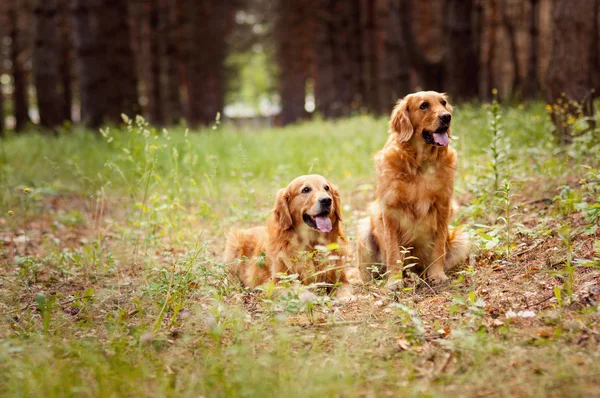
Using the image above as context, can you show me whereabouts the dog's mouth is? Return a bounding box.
[303,211,332,233]
[423,125,450,146]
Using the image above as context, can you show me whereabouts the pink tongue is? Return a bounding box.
[315,216,332,233]
[433,132,450,146]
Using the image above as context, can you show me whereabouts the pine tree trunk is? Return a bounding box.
[33,0,62,129]
[276,0,308,125]
[398,0,444,92]
[185,1,231,127]
[57,0,72,122]
[380,0,409,108]
[101,0,139,122]
[445,0,479,100]
[159,0,181,125]
[315,0,337,118]
[147,0,162,125]
[10,0,30,131]
[72,0,107,127]
[545,0,600,142]
[502,0,523,99]
[363,0,381,113]
[524,0,540,99]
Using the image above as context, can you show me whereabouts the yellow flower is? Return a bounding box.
[23,188,31,195]
[545,104,552,112]
[567,116,576,124]
[491,88,498,95]
[149,145,158,150]
[7,210,14,216]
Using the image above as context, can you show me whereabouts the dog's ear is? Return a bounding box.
[441,93,453,113]
[331,184,343,223]
[389,98,413,142]
[273,188,292,230]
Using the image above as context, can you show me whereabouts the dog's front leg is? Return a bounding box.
[382,215,405,288]
[427,229,449,284]
[271,257,288,284]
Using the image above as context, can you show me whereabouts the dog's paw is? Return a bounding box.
[386,278,404,292]
[335,285,356,303]
[428,272,449,285]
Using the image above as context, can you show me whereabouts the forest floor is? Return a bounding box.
[1,104,599,397]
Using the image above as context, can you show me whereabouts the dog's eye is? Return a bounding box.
[301,187,311,194]
[441,99,447,106]
[420,102,429,110]
[324,185,330,191]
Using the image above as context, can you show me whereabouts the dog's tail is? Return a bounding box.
[445,227,470,270]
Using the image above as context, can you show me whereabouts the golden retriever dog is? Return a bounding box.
[357,91,469,287]
[225,174,350,294]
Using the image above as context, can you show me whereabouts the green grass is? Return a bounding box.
[1,103,599,397]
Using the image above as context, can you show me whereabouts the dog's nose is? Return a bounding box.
[319,197,332,207]
[440,113,451,124]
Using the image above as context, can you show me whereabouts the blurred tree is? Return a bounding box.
[146,0,162,125]
[57,0,72,122]
[399,0,444,92]
[315,0,365,118]
[545,0,599,142]
[72,0,107,127]
[184,1,235,127]
[101,0,139,122]
[275,0,310,124]
[524,0,540,99]
[9,0,30,131]
[445,0,480,100]
[159,0,182,125]
[33,0,61,129]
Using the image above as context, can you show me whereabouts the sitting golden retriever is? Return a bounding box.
[225,174,350,294]
[357,91,469,287]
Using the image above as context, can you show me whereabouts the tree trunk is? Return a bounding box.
[101,0,139,122]
[72,0,107,127]
[524,0,540,99]
[380,0,409,108]
[501,0,523,99]
[159,0,182,125]
[10,0,30,131]
[147,0,162,125]
[33,0,62,129]
[445,0,479,100]
[363,0,381,112]
[545,0,599,142]
[184,1,231,128]
[57,0,72,122]
[276,0,308,125]
[398,0,444,92]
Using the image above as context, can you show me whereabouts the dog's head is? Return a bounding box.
[389,91,453,148]
[272,174,342,233]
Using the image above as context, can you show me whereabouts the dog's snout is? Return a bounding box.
[319,197,332,207]
[440,113,451,124]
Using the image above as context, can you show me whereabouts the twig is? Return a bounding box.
[305,320,363,328]
[521,197,553,206]
[526,294,554,309]
[4,294,95,316]
[438,352,453,374]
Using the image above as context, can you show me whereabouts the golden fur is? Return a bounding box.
[225,174,350,292]
[357,91,470,286]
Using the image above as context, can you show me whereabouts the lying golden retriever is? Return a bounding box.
[357,91,469,287]
[225,174,350,294]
